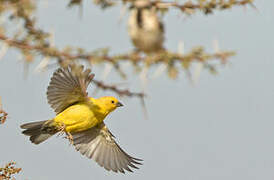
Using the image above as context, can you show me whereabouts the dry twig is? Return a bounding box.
[87,0,255,14]
[0,33,235,79]
[0,0,239,99]
[92,79,145,98]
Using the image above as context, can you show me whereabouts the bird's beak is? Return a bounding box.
[116,102,124,107]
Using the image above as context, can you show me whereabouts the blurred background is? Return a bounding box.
[1,0,274,180]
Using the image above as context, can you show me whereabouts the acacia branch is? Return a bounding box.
[0,0,237,99]
[0,33,235,77]
[87,0,255,14]
[92,79,145,98]
[150,0,255,15]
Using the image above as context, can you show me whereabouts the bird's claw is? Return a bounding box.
[57,122,66,137]
[64,131,74,145]
[56,122,74,145]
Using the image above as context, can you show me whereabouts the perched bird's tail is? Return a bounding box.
[21,120,58,145]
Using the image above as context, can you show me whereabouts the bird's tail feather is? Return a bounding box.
[21,120,57,145]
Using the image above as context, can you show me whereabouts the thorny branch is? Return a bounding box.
[84,0,255,15]
[0,162,21,180]
[0,34,113,63]
[0,33,234,78]
[92,79,145,98]
[146,0,254,15]
[0,0,243,99]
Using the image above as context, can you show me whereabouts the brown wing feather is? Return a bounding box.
[72,123,142,173]
[47,64,94,114]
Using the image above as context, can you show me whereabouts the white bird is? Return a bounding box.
[128,0,165,54]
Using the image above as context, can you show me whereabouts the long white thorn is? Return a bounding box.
[0,43,9,60]
[140,66,148,92]
[213,39,220,53]
[35,30,55,73]
[192,62,204,86]
[35,57,50,73]
[152,63,167,79]
[177,40,184,55]
[118,4,127,24]
[101,63,113,80]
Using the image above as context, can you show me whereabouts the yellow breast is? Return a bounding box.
[53,103,105,133]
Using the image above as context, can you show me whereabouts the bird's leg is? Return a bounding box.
[65,131,74,145]
[56,122,74,145]
[56,122,66,137]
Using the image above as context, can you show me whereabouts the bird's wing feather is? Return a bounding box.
[47,64,94,114]
[72,122,142,173]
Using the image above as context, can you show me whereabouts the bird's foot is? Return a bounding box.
[64,131,74,145]
[56,123,74,145]
[57,122,66,137]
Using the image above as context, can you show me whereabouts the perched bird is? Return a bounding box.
[128,0,165,53]
[20,64,142,173]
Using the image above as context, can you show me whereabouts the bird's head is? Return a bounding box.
[95,96,123,114]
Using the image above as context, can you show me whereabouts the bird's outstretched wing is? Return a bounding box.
[47,64,94,114]
[72,122,142,173]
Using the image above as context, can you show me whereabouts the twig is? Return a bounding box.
[90,0,255,14]
[0,0,237,99]
[151,0,255,14]
[0,33,235,78]
[0,34,114,63]
[92,79,145,98]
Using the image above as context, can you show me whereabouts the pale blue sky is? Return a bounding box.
[1,1,274,180]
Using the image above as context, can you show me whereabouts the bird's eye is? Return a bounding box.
[111,100,115,104]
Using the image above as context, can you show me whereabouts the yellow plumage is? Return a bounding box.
[54,97,120,133]
[20,64,141,173]
[55,103,98,133]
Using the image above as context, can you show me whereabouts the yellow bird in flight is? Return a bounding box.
[20,64,142,173]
